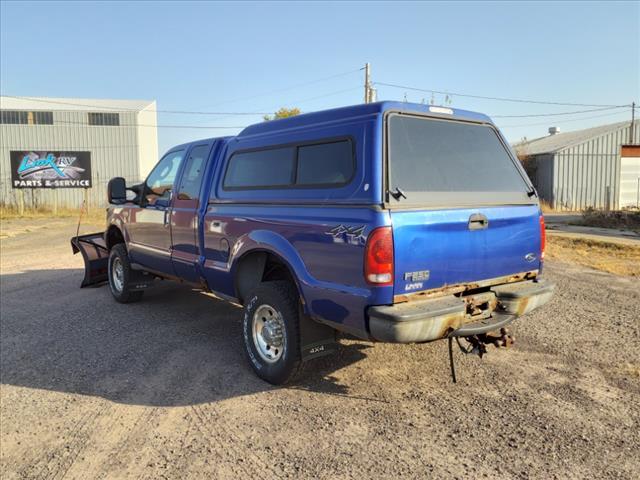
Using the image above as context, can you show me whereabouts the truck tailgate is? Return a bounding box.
[391,205,541,296]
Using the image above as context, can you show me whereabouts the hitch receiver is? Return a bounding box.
[447,327,515,383]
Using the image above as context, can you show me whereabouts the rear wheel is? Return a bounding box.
[108,244,144,303]
[242,281,301,385]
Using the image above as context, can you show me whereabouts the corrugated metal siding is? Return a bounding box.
[1,110,154,209]
[544,123,640,211]
[529,153,554,204]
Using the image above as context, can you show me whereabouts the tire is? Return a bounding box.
[108,244,144,304]
[242,281,302,385]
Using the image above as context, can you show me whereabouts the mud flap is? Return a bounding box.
[70,232,109,287]
[128,267,155,290]
[299,313,337,361]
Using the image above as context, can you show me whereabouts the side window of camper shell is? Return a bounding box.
[222,138,354,190]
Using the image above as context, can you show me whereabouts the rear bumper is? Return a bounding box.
[368,279,554,343]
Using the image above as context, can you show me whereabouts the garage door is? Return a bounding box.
[620,146,640,208]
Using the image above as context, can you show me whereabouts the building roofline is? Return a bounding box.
[0,95,156,113]
[515,121,632,156]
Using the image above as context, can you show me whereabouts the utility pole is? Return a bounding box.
[364,63,371,103]
[363,63,377,103]
[630,101,636,144]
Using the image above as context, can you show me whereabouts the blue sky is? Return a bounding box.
[1,1,638,154]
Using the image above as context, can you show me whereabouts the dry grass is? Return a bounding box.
[539,200,556,214]
[572,208,640,233]
[546,235,640,277]
[0,205,106,223]
[537,200,581,214]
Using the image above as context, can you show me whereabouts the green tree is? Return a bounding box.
[263,107,301,121]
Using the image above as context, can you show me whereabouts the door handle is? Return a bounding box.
[164,209,170,227]
[468,213,489,230]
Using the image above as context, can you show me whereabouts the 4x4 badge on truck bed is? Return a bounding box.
[325,225,366,245]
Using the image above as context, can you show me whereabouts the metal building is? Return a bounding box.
[0,96,158,210]
[516,121,640,210]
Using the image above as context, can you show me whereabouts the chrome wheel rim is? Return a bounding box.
[252,304,286,363]
[111,257,124,293]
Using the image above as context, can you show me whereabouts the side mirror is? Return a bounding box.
[107,177,127,204]
[127,183,142,202]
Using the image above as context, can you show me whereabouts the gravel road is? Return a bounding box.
[1,219,638,479]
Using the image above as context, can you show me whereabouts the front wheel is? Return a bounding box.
[242,281,302,385]
[108,244,144,303]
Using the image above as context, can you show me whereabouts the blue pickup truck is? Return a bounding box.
[72,101,554,384]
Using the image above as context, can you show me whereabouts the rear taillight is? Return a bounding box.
[364,227,394,286]
[539,215,546,261]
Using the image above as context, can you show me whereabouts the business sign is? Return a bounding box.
[10,151,92,188]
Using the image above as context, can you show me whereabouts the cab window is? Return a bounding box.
[145,150,184,205]
[177,145,208,201]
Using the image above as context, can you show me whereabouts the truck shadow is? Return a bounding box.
[0,268,374,407]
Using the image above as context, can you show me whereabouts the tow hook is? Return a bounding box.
[447,328,515,383]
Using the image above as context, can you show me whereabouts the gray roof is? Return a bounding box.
[0,95,156,112]
[515,121,630,156]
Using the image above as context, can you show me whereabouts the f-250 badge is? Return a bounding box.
[403,270,430,290]
[325,224,366,245]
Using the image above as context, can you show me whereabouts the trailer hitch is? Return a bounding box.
[447,328,515,383]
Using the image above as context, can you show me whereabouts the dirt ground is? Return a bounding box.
[546,235,640,277]
[1,219,638,479]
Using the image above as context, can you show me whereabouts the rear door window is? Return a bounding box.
[177,145,208,200]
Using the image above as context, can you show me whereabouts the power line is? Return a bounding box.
[202,68,363,108]
[3,144,142,150]
[0,95,269,115]
[491,105,627,118]
[0,67,363,115]
[14,86,362,129]
[9,84,626,122]
[280,86,362,106]
[498,109,631,128]
[375,81,629,108]
[7,103,628,131]
[49,119,246,129]
[196,85,362,125]
[45,85,362,128]
[4,87,360,129]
